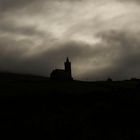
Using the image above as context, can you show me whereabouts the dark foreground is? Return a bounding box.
[0,75,140,139]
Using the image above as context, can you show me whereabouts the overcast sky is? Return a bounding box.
[0,0,140,80]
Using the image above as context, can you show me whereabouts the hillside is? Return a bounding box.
[0,72,140,139]
[0,72,49,82]
[0,72,139,95]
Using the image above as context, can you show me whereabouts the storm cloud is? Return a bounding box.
[0,0,140,80]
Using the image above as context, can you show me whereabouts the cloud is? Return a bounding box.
[0,0,140,80]
[83,30,140,80]
[0,0,39,11]
[118,0,140,4]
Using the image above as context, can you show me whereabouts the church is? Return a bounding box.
[50,58,73,81]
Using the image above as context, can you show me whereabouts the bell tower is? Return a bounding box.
[64,57,72,78]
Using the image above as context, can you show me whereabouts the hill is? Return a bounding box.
[0,72,140,139]
[0,72,139,96]
[0,72,49,82]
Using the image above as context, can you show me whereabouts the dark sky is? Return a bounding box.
[0,0,140,80]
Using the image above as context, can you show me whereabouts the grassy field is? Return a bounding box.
[0,73,140,139]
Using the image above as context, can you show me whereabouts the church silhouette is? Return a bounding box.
[50,57,73,81]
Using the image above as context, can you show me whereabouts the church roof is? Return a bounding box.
[51,69,67,75]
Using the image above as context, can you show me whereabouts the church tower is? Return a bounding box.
[64,57,72,79]
[50,57,73,81]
